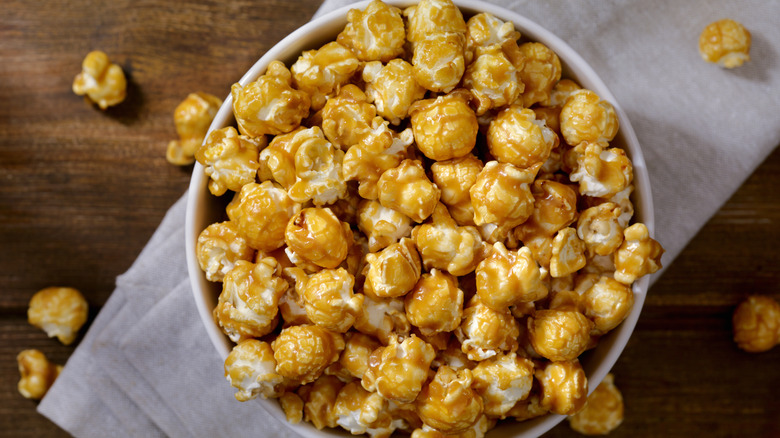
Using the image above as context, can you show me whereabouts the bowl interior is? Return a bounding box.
[185,1,654,436]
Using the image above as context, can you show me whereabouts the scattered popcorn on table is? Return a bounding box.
[193,0,665,435]
[72,50,126,110]
[28,287,88,346]
[17,349,62,400]
[568,373,624,435]
[699,18,751,68]
[167,92,222,165]
[732,295,780,353]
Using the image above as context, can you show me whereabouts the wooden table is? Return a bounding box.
[1,1,778,436]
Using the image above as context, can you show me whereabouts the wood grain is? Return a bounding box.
[1,0,779,437]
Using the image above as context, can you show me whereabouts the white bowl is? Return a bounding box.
[186,1,654,436]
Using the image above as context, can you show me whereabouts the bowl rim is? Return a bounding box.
[185,1,654,436]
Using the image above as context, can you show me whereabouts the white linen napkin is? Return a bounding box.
[38,0,780,436]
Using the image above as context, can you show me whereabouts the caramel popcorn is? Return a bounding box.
[528,308,594,362]
[232,61,310,137]
[515,179,579,242]
[340,332,383,380]
[27,287,88,346]
[409,90,478,161]
[582,276,634,335]
[412,203,486,277]
[226,181,301,252]
[517,42,561,108]
[333,381,399,437]
[291,41,360,110]
[471,352,534,419]
[343,128,414,199]
[280,392,305,424]
[364,237,422,299]
[470,161,535,233]
[577,202,625,257]
[17,349,61,400]
[196,221,255,282]
[167,92,223,166]
[214,258,288,342]
[377,159,441,223]
[362,334,436,403]
[303,375,343,429]
[417,366,484,434]
[456,296,520,361]
[72,50,126,110]
[613,223,664,285]
[363,59,427,125]
[321,84,386,151]
[357,199,413,252]
[195,126,262,195]
[487,105,556,170]
[224,339,285,401]
[285,127,347,205]
[567,141,633,198]
[536,360,588,416]
[430,155,484,225]
[568,373,624,435]
[285,207,353,270]
[699,19,751,68]
[404,269,464,336]
[560,90,619,147]
[732,295,780,353]
[354,294,410,344]
[272,325,345,384]
[303,268,363,333]
[463,47,523,116]
[338,0,406,62]
[476,244,548,311]
[550,227,587,278]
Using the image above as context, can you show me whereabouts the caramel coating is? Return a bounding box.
[340,332,383,380]
[72,50,126,110]
[581,276,634,335]
[364,237,422,299]
[412,31,467,94]
[303,375,343,429]
[321,84,386,151]
[363,59,427,126]
[471,352,534,418]
[536,360,588,416]
[214,258,288,342]
[362,334,436,403]
[272,325,345,385]
[343,128,414,200]
[231,61,310,137]
[528,309,594,362]
[377,159,441,223]
[195,126,262,196]
[409,90,478,161]
[560,90,619,147]
[577,202,625,257]
[517,42,561,108]
[732,295,780,353]
[303,268,363,333]
[487,105,556,170]
[287,128,347,205]
[431,155,484,216]
[405,269,464,336]
[166,92,222,166]
[291,41,360,110]
[405,0,467,44]
[567,141,633,198]
[506,392,548,422]
[17,349,61,400]
[333,381,398,436]
[413,203,487,277]
[465,12,521,59]
[699,19,751,68]
[280,392,305,424]
[476,243,548,311]
[515,179,579,243]
[541,79,582,108]
[613,223,664,285]
[226,181,301,252]
[27,287,88,346]
[285,207,353,270]
[550,227,587,278]
[196,221,254,282]
[463,47,523,116]
[470,161,535,232]
[337,0,406,62]
[568,373,624,435]
[224,339,285,401]
[417,366,484,434]
[357,199,413,252]
[456,296,520,361]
